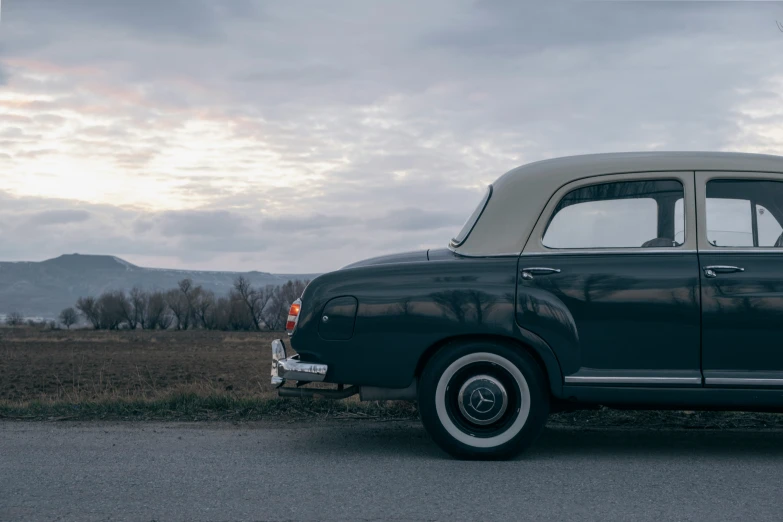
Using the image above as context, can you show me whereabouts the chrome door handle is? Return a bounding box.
[703,265,744,278]
[521,267,561,280]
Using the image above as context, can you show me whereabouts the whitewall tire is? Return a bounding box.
[418,339,549,459]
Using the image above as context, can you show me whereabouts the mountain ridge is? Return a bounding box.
[0,254,319,319]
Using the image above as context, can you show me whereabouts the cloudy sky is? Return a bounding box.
[1,1,782,272]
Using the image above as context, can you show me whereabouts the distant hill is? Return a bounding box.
[0,254,319,319]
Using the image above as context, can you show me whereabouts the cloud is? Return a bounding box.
[158,210,249,238]
[6,0,260,42]
[262,214,352,233]
[372,208,463,232]
[25,209,91,226]
[2,1,783,271]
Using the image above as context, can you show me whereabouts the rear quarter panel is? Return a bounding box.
[290,255,545,389]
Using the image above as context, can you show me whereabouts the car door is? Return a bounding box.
[516,172,703,385]
[696,172,783,386]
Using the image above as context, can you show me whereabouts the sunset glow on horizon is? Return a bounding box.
[2,1,783,272]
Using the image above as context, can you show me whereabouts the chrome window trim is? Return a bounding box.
[523,171,698,255]
[565,376,702,385]
[448,245,699,257]
[520,249,697,256]
[696,171,783,252]
[446,245,520,258]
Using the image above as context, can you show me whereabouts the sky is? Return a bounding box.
[1,1,783,273]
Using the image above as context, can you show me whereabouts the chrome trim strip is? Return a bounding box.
[698,249,783,254]
[449,246,783,258]
[271,339,328,387]
[277,357,328,382]
[521,249,697,256]
[447,245,520,258]
[706,378,783,386]
[565,376,702,385]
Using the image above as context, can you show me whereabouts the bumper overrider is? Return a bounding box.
[271,338,328,388]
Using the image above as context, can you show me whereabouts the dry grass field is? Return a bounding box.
[0,326,418,420]
[2,327,783,429]
[0,328,282,403]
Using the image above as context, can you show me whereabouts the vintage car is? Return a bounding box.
[271,151,783,459]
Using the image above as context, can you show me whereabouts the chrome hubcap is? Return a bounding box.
[457,375,508,425]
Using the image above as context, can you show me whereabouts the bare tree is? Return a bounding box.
[129,287,148,329]
[145,291,169,330]
[166,288,190,330]
[116,291,138,329]
[178,278,193,296]
[26,318,45,328]
[192,288,216,329]
[265,285,286,330]
[158,308,174,330]
[59,307,78,329]
[76,296,100,329]
[4,311,24,326]
[233,276,273,331]
[178,278,197,325]
[97,291,128,330]
[212,296,231,330]
[223,292,257,330]
[70,278,307,332]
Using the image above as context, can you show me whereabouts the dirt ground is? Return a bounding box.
[0,328,282,402]
[3,327,783,429]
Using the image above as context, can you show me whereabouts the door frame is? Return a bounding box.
[521,171,701,386]
[695,170,783,388]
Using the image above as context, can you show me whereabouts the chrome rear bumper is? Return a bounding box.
[271,339,328,388]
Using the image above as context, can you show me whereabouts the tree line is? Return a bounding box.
[52,276,308,331]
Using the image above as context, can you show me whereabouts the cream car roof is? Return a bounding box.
[454,151,783,256]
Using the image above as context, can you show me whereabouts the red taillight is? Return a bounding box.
[286,298,302,335]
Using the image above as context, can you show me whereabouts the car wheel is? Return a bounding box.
[418,339,549,460]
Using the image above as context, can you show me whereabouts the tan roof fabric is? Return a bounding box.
[454,151,783,256]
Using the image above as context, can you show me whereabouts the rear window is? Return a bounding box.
[451,185,492,247]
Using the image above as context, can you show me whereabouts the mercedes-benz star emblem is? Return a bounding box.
[469,387,496,413]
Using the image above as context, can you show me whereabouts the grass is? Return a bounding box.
[5,395,783,431]
[2,328,783,429]
[547,408,783,431]
[0,328,287,402]
[0,328,424,421]
[0,392,420,421]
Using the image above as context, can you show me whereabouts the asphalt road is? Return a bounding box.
[2,420,783,521]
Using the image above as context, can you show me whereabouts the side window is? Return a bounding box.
[706,180,783,247]
[542,179,685,249]
[705,198,753,247]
